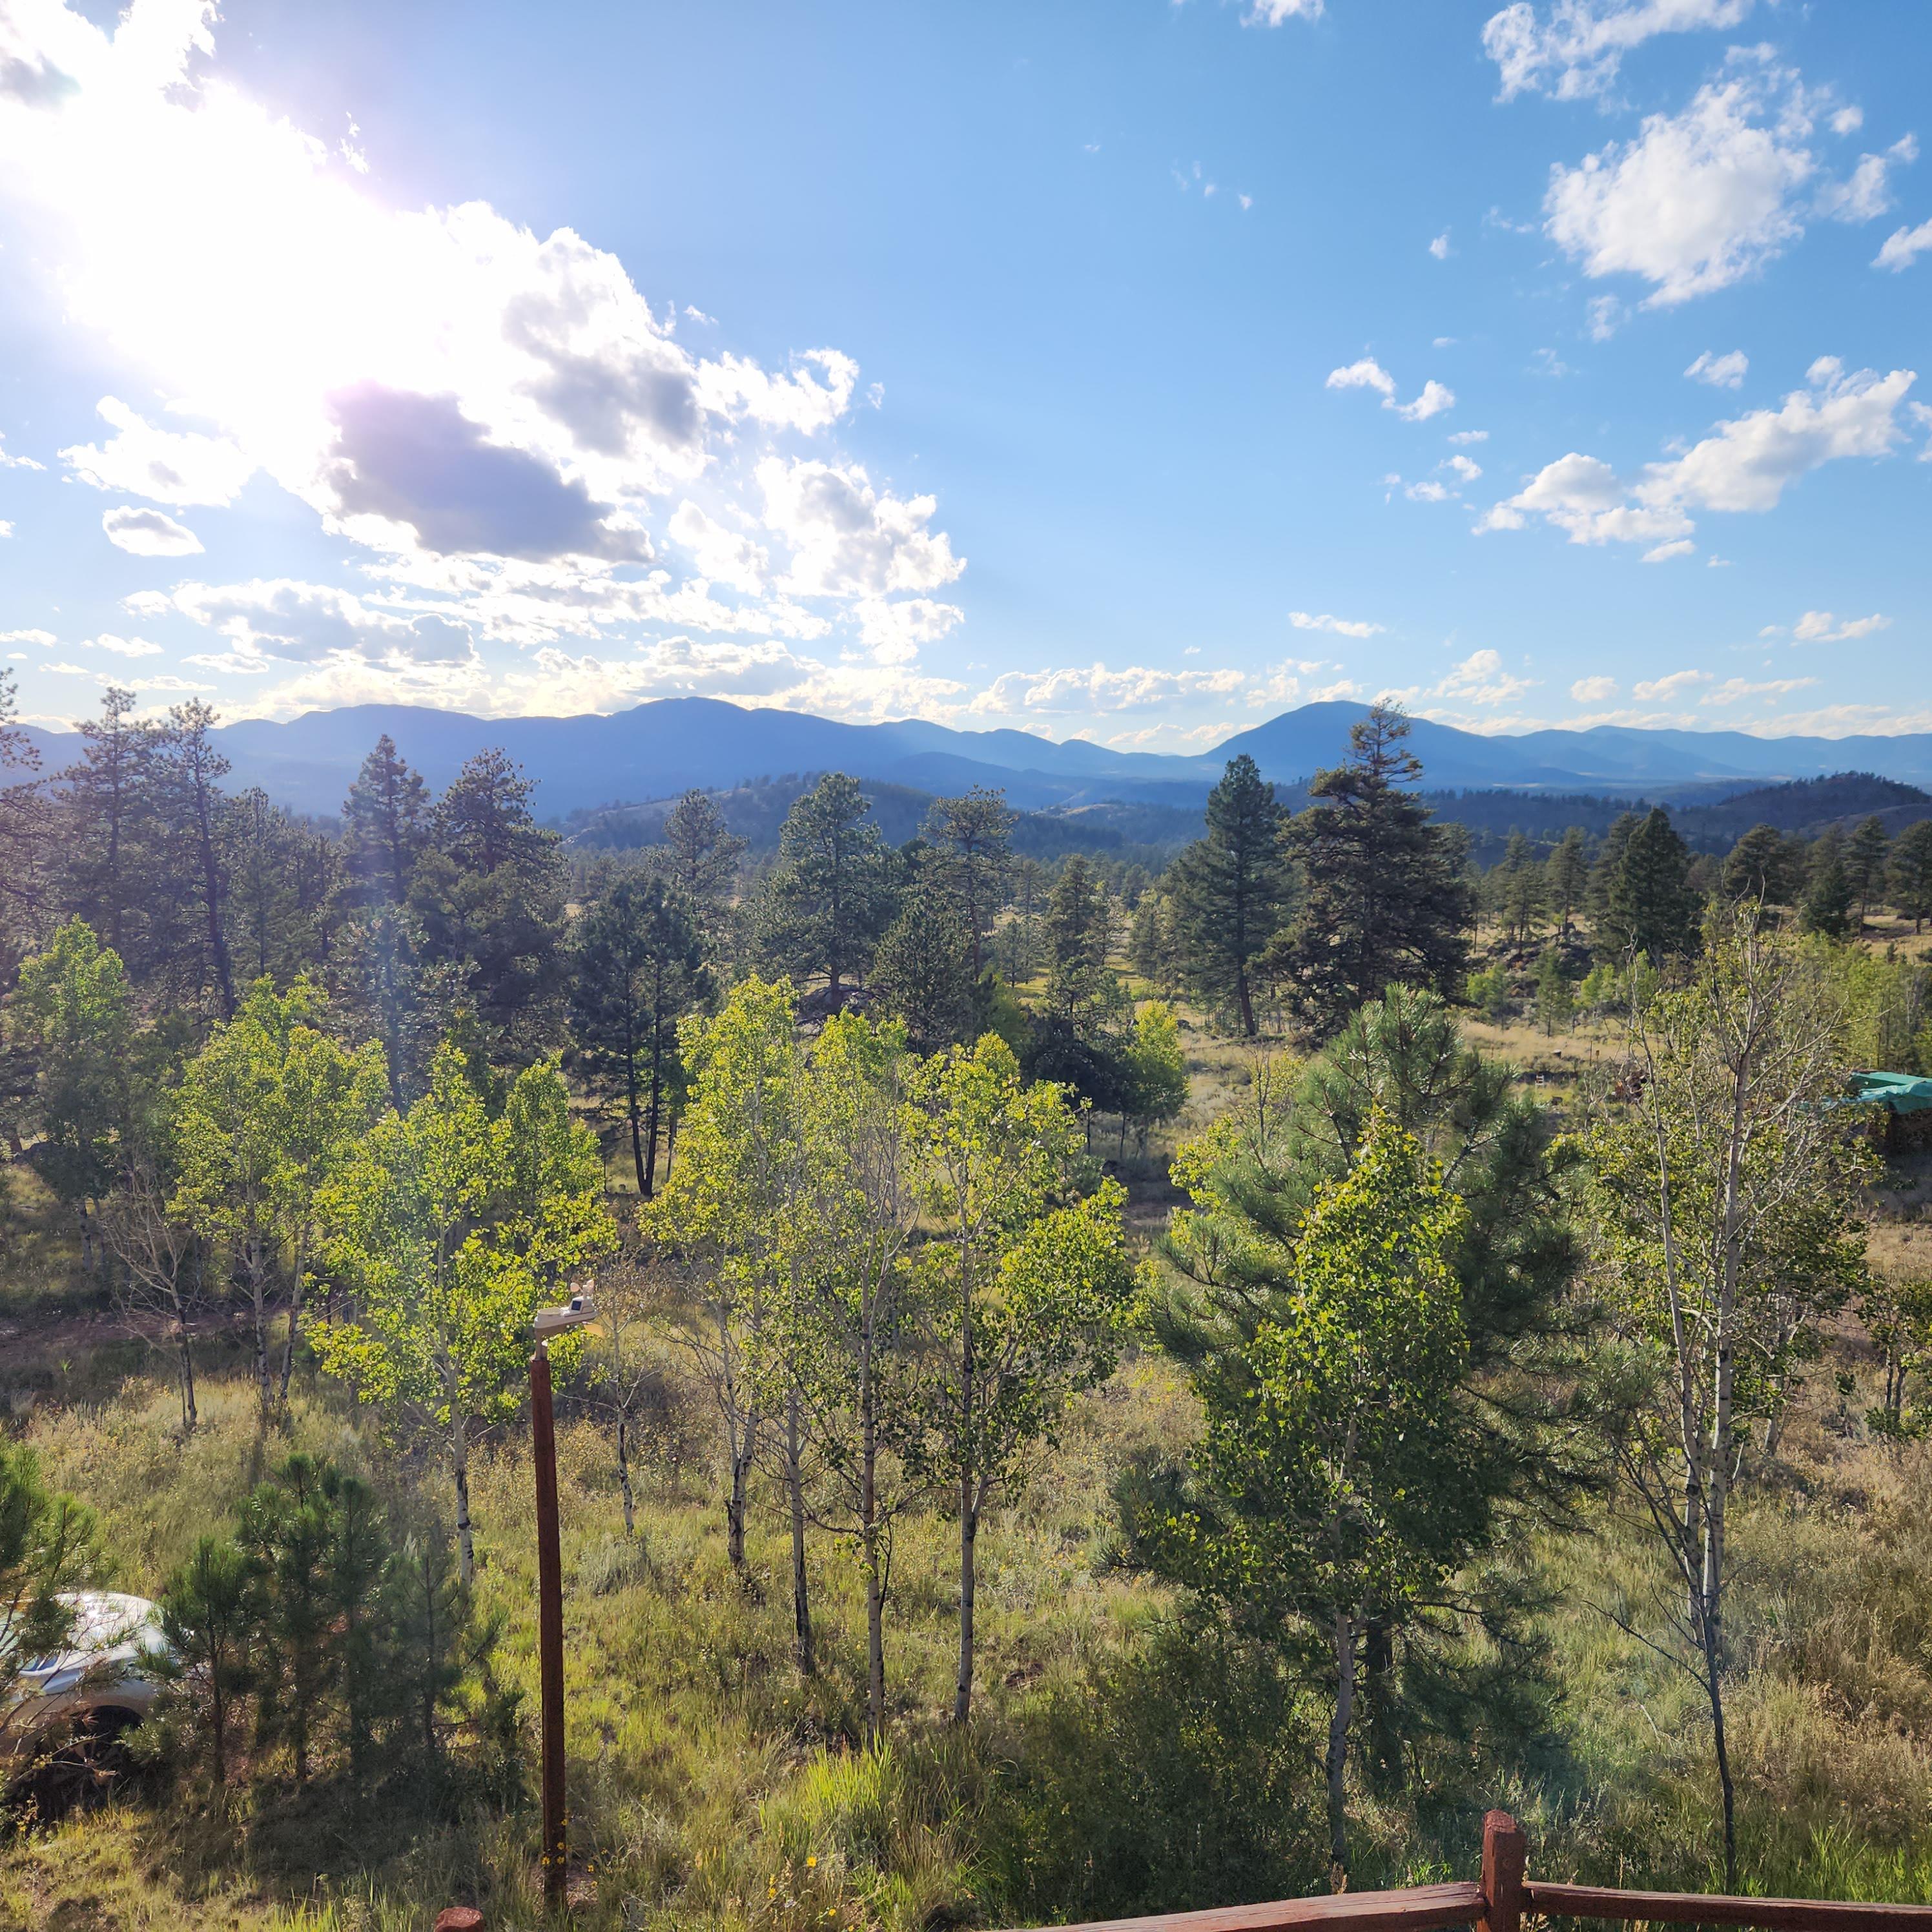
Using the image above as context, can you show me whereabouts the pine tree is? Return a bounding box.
[60,688,167,980]
[412,748,568,1060]
[755,774,899,994]
[1497,832,1545,947]
[225,789,337,982]
[1891,820,1932,934]
[0,668,52,958]
[1266,706,1472,1038]
[923,787,1016,978]
[1800,828,1854,938]
[1547,826,1587,939]
[159,701,238,1018]
[341,734,430,909]
[1170,755,1288,1037]
[1043,854,1116,1023]
[569,872,710,1197]
[1847,815,1891,929]
[1586,811,1639,939]
[870,888,981,1053]
[1722,822,1797,906]
[659,788,745,948]
[1599,806,1700,961]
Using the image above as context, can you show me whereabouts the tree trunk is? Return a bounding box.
[250,1251,272,1428]
[1702,1602,1738,1890]
[644,1027,663,1200]
[953,1486,979,1725]
[1237,967,1257,1038]
[278,1246,305,1403]
[626,1054,647,1196]
[862,1409,885,1740]
[787,1388,812,1674]
[617,1410,636,1537]
[726,1432,750,1570]
[194,779,236,1020]
[1326,1610,1356,1879]
[177,1312,198,1434]
[453,1410,475,1587]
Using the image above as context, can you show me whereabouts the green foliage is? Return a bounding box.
[1600,807,1701,961]
[0,1441,102,1739]
[8,918,136,1217]
[1145,1114,1472,1869]
[1801,827,1855,938]
[1534,948,1575,1035]
[922,787,1016,978]
[1268,706,1474,1039]
[1123,1000,1189,1149]
[1891,820,1932,933]
[1466,963,1510,1020]
[339,733,429,911]
[1170,754,1288,1037]
[316,1044,615,1577]
[570,870,710,1196]
[755,772,899,992]
[869,888,983,1054]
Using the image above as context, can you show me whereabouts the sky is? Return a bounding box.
[0,0,1926,753]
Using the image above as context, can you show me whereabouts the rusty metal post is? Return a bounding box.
[531,1344,566,1906]
[1481,1809,1528,1932]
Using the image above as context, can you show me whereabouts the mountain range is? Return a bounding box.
[19,698,1932,821]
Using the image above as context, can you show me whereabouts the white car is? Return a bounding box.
[3,1592,172,1809]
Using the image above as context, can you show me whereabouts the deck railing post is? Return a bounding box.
[1481,1810,1528,1932]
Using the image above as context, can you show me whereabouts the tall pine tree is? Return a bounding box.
[340,734,430,909]
[1265,707,1472,1038]
[1170,754,1288,1037]
[1599,806,1700,961]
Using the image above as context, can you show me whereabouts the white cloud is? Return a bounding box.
[1445,453,1484,482]
[0,629,58,648]
[666,500,767,593]
[1876,218,1932,271]
[851,597,964,665]
[1483,0,1756,103]
[1449,429,1490,444]
[1587,294,1625,340]
[1789,610,1891,643]
[1406,479,1453,502]
[153,577,478,666]
[62,397,253,507]
[1543,64,1819,307]
[1686,349,1749,387]
[969,662,1246,717]
[1429,231,1451,260]
[0,433,42,470]
[1816,136,1918,226]
[0,0,974,723]
[1570,674,1618,701]
[757,458,964,599]
[1290,610,1383,637]
[102,504,203,556]
[1394,380,1456,422]
[1702,675,1817,705]
[1633,668,1711,700]
[87,634,165,657]
[1481,358,1918,547]
[1244,0,1324,24]
[1642,538,1696,561]
[1326,358,1397,398]
[1437,648,1534,705]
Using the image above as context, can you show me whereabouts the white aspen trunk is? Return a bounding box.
[1326,1610,1357,1878]
[452,1408,475,1587]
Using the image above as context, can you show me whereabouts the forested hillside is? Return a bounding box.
[5,672,1932,1931]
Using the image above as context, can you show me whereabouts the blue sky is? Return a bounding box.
[0,0,1925,752]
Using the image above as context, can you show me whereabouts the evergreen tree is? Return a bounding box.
[1891,820,1932,934]
[412,748,568,1060]
[1800,828,1855,938]
[225,788,336,983]
[1586,810,1639,938]
[925,787,1016,978]
[59,688,167,980]
[755,773,898,994]
[1533,947,1574,1035]
[870,888,982,1054]
[9,920,136,1259]
[1266,706,1473,1038]
[1722,822,1798,906]
[159,701,238,1018]
[1170,755,1288,1037]
[1497,832,1545,947]
[659,788,745,949]
[0,668,52,959]
[1127,886,1182,996]
[237,1455,338,1784]
[1847,815,1891,929]
[1043,854,1116,1024]
[569,872,710,1197]
[158,1536,258,1787]
[1547,826,1588,940]
[1599,806,1700,961]
[340,734,430,909]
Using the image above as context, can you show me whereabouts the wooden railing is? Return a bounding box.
[1000,1813,1932,1932]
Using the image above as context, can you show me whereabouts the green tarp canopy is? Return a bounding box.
[1849,1071,1932,1116]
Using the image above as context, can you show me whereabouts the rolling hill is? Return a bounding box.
[17,696,1932,821]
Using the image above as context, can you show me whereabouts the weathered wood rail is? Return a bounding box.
[999,1813,1932,1932]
